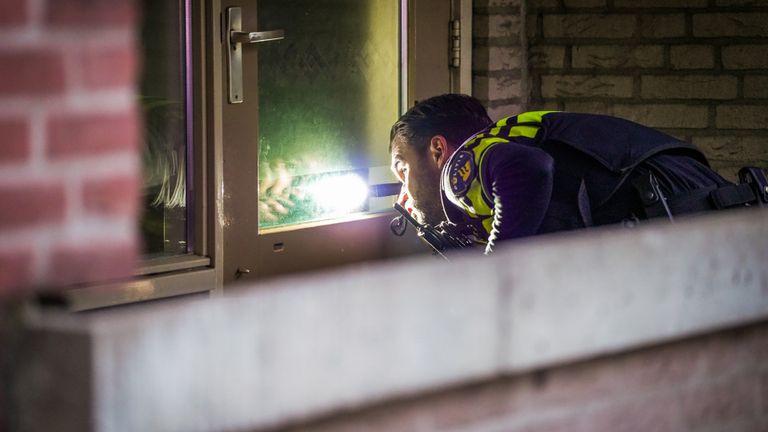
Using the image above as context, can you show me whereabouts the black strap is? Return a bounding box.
[641,183,757,218]
[710,184,756,209]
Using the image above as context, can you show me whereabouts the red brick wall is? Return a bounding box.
[0,0,140,297]
[280,321,768,432]
[524,0,768,180]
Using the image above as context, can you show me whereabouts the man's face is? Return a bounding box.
[390,136,445,226]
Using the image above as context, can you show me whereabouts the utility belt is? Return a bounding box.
[633,167,768,221]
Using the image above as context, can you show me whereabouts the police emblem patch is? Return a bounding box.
[448,150,476,197]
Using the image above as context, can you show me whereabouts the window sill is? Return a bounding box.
[137,254,211,276]
[61,266,215,312]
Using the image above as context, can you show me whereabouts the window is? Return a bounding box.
[255,0,401,231]
[217,0,471,282]
[139,0,191,259]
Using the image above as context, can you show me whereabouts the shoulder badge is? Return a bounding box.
[448,150,476,197]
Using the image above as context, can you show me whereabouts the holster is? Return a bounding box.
[632,166,768,220]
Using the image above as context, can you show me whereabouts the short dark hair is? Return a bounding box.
[390,94,492,153]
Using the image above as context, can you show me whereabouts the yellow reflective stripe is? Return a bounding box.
[503,111,556,138]
[458,112,558,236]
[464,177,488,215]
[459,137,506,220]
[488,116,510,136]
[508,125,540,138]
[471,137,507,162]
[517,111,556,123]
[481,216,494,235]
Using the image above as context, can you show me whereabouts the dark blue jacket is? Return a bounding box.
[441,111,724,252]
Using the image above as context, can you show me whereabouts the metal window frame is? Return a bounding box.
[59,0,217,312]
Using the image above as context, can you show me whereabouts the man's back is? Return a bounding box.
[441,111,732,250]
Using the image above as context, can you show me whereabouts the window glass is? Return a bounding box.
[138,0,189,257]
[257,0,401,231]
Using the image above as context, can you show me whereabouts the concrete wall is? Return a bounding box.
[0,0,140,296]
[7,208,768,431]
[284,321,768,432]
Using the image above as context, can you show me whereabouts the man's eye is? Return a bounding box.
[394,162,406,178]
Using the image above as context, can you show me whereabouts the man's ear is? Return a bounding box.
[428,135,451,168]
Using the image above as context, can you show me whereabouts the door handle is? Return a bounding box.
[226,7,284,104]
[231,29,284,45]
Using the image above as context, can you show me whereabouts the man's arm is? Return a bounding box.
[482,142,555,253]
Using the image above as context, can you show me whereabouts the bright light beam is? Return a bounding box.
[307,173,369,214]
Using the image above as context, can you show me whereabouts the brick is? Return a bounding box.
[616,0,706,6]
[0,49,66,96]
[564,0,606,7]
[46,0,136,30]
[83,175,139,217]
[586,393,680,432]
[613,104,709,128]
[527,13,539,40]
[487,103,524,121]
[515,342,706,414]
[717,105,768,129]
[473,46,523,72]
[427,381,520,430]
[709,165,741,183]
[641,75,738,100]
[78,43,137,89]
[474,14,522,39]
[47,110,138,159]
[761,373,768,416]
[716,0,768,4]
[513,416,589,432]
[680,376,760,430]
[50,241,137,287]
[541,75,634,98]
[475,0,522,6]
[693,14,768,37]
[0,0,28,26]
[670,45,714,70]
[722,45,768,70]
[744,76,768,98]
[529,0,561,9]
[474,76,523,102]
[639,14,686,38]
[528,101,562,111]
[572,45,663,69]
[693,136,768,163]
[564,101,614,115]
[529,46,566,69]
[544,15,636,39]
[0,183,66,231]
[0,118,30,164]
[0,249,34,296]
[695,327,768,377]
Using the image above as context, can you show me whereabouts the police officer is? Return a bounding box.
[389,94,736,253]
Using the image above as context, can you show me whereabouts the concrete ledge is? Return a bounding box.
[11,208,768,432]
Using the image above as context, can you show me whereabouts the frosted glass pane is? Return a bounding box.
[257,0,400,230]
